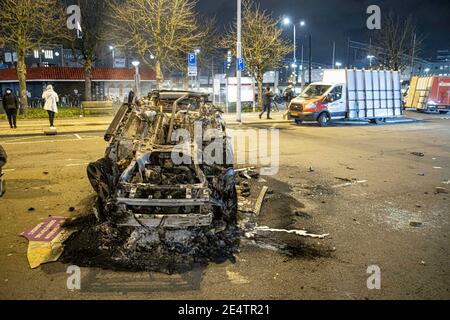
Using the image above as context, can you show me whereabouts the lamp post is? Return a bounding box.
[335,62,343,69]
[132,61,141,97]
[194,49,200,91]
[283,19,306,87]
[109,46,115,67]
[236,0,242,122]
[283,18,297,65]
[367,55,375,68]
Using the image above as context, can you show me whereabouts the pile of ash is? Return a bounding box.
[60,215,241,274]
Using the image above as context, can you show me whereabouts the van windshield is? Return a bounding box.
[300,85,331,98]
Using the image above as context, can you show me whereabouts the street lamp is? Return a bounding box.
[282,17,297,64]
[132,61,141,97]
[109,46,115,67]
[424,67,431,74]
[335,62,343,69]
[236,0,242,122]
[283,18,306,86]
[367,55,375,68]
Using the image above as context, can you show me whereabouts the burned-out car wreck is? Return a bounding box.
[62,91,239,272]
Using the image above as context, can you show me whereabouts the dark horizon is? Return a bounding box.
[197,0,450,64]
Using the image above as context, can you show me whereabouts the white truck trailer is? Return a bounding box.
[288,69,404,126]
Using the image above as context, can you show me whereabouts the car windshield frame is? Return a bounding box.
[300,85,332,99]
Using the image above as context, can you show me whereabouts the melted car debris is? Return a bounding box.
[60,93,329,273]
[61,167,330,272]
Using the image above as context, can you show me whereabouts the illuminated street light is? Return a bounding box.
[132,61,141,96]
[283,17,291,25]
[335,62,343,69]
[300,20,306,27]
[367,55,375,67]
[109,46,115,67]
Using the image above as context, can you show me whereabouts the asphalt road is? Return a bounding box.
[0,111,449,300]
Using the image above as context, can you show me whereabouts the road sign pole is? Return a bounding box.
[236,0,242,122]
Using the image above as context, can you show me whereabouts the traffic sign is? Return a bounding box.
[188,66,198,77]
[237,58,245,72]
[188,53,197,67]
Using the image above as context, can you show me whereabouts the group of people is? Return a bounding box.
[259,84,295,120]
[2,85,60,129]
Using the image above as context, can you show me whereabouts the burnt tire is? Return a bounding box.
[87,158,116,202]
[222,186,238,226]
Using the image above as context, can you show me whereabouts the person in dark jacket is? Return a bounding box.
[2,88,19,129]
[259,86,274,120]
[0,145,6,197]
[283,84,295,119]
[128,90,135,105]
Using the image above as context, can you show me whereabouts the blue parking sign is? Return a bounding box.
[237,58,245,71]
[188,53,197,66]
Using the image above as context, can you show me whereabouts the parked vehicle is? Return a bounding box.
[288,69,403,127]
[405,76,450,114]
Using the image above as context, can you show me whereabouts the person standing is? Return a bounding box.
[2,88,19,129]
[259,86,274,120]
[128,90,135,105]
[42,85,59,129]
[283,85,295,119]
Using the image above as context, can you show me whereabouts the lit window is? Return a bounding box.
[44,50,53,59]
[34,50,39,59]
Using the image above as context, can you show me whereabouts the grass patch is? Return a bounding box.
[0,107,108,119]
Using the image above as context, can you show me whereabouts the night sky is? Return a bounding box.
[196,0,450,64]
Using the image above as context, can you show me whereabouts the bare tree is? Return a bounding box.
[220,0,292,110]
[63,0,109,101]
[0,0,68,110]
[373,12,425,71]
[105,0,214,88]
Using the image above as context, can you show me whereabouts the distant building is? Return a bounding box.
[431,49,450,76]
[0,67,156,103]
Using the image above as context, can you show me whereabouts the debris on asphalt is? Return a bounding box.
[410,221,423,228]
[417,173,426,176]
[28,208,35,212]
[308,167,315,172]
[433,167,442,169]
[332,180,368,188]
[334,177,353,182]
[68,207,75,212]
[435,187,448,194]
[254,186,269,216]
[411,152,425,157]
[442,180,450,185]
[247,226,329,239]
[21,217,76,269]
